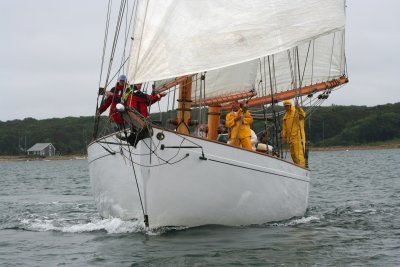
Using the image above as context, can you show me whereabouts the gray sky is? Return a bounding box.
[1,0,399,121]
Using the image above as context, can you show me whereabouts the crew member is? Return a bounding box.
[98,74,128,132]
[225,101,253,150]
[281,99,306,167]
[124,83,166,118]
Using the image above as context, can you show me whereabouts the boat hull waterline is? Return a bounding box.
[87,128,310,228]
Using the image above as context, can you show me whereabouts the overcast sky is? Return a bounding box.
[1,0,399,122]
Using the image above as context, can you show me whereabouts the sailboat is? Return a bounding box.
[88,0,348,228]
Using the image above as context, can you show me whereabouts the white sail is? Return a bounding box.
[195,60,259,99]
[128,0,345,84]
[254,30,346,98]
[194,30,346,100]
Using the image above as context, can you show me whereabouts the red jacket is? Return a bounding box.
[125,90,162,118]
[99,83,125,124]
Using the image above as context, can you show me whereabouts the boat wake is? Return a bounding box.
[17,217,190,235]
[19,217,144,234]
[268,215,321,227]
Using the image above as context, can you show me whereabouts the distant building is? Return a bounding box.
[27,143,56,157]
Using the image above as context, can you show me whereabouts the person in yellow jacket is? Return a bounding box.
[281,99,306,167]
[225,101,253,150]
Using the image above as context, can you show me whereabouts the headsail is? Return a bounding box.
[128,0,345,84]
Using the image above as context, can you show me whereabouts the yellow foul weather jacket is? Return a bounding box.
[225,108,253,150]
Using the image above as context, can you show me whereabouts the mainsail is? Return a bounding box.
[128,0,346,90]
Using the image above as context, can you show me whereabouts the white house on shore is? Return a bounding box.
[27,143,56,157]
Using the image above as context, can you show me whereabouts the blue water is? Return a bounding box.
[0,149,399,266]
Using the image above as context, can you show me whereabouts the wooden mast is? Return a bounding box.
[176,76,193,134]
[207,105,221,140]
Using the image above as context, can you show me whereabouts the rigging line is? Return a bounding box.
[284,50,301,160]
[296,45,311,159]
[96,138,153,156]
[98,0,113,89]
[304,97,320,117]
[258,59,267,130]
[292,48,298,89]
[300,41,312,89]
[166,84,171,112]
[193,73,199,125]
[118,134,189,167]
[103,58,130,89]
[328,32,337,80]
[303,94,322,113]
[342,30,348,77]
[114,144,190,167]
[207,158,309,183]
[130,0,150,81]
[93,0,113,140]
[197,73,203,125]
[119,0,137,74]
[97,141,117,155]
[128,153,190,168]
[267,56,281,158]
[141,138,190,165]
[287,50,295,90]
[171,85,177,122]
[295,47,301,92]
[104,0,127,87]
[271,54,283,157]
[202,72,207,125]
[164,129,205,151]
[101,131,126,153]
[257,59,264,96]
[119,0,129,72]
[311,40,315,85]
[146,82,155,115]
[126,141,148,227]
[304,96,327,118]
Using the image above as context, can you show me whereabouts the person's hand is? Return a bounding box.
[105,91,114,97]
[234,112,242,121]
[159,92,167,97]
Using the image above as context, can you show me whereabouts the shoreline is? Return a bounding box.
[309,143,400,152]
[0,155,87,162]
[1,144,399,161]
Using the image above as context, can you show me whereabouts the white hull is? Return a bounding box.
[88,128,310,228]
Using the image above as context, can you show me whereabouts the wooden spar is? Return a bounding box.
[176,76,193,134]
[207,105,221,140]
[193,91,257,107]
[221,76,348,110]
[155,75,191,93]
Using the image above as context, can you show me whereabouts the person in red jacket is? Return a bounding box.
[98,74,128,132]
[124,83,166,118]
[119,83,166,147]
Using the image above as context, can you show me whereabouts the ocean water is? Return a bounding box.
[0,149,399,266]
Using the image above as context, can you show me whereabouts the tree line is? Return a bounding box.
[0,103,399,155]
